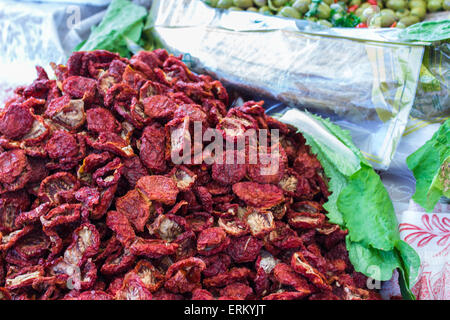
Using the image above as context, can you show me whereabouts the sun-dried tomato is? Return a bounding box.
[203,267,252,288]
[62,76,98,104]
[220,282,253,300]
[0,149,31,193]
[232,182,284,208]
[136,175,179,206]
[130,238,178,259]
[164,257,206,294]
[0,49,382,300]
[288,202,325,230]
[148,214,187,243]
[139,122,167,173]
[227,235,262,263]
[211,150,247,186]
[86,107,121,134]
[38,172,79,204]
[0,190,30,233]
[100,248,135,276]
[115,272,153,300]
[291,251,331,291]
[197,227,229,256]
[217,216,249,237]
[0,225,34,252]
[185,212,214,233]
[115,189,153,233]
[244,208,275,238]
[0,103,35,140]
[45,96,86,131]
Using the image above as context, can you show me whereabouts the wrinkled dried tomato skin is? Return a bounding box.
[0,49,380,300]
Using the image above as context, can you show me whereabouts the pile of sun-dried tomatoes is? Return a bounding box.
[0,49,380,300]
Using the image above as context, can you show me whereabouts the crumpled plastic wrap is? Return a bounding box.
[0,0,108,106]
[148,0,427,170]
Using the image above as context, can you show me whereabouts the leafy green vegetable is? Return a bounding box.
[279,109,420,299]
[330,11,361,28]
[399,20,450,42]
[75,0,147,57]
[407,119,450,212]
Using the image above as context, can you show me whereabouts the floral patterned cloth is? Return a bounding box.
[382,201,450,300]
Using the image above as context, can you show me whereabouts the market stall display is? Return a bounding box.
[0,0,448,301]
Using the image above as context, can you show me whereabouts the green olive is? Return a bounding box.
[292,0,311,14]
[229,6,244,10]
[322,0,333,5]
[209,0,220,7]
[216,0,234,8]
[443,0,450,10]
[259,5,273,14]
[381,8,396,16]
[396,21,407,28]
[253,0,268,7]
[379,12,397,26]
[317,19,333,27]
[233,0,254,8]
[349,0,362,6]
[395,8,410,18]
[427,0,442,12]
[271,0,287,7]
[410,6,426,18]
[386,0,406,11]
[247,6,259,11]
[409,0,426,9]
[399,15,420,26]
[279,6,302,18]
[355,7,365,18]
[316,3,332,19]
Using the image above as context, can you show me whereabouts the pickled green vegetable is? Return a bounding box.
[204,0,450,28]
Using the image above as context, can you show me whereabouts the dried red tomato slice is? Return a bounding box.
[164,257,206,294]
[0,103,34,140]
[115,272,153,300]
[0,190,30,233]
[62,76,98,104]
[220,282,253,300]
[0,149,31,193]
[291,251,331,291]
[185,212,214,233]
[232,182,284,209]
[86,107,121,134]
[211,150,247,186]
[63,223,100,267]
[130,238,179,259]
[38,172,79,204]
[148,214,187,242]
[45,96,86,131]
[136,175,179,206]
[197,227,229,256]
[227,235,262,263]
[115,189,153,233]
[142,95,177,121]
[106,210,135,247]
[139,122,167,173]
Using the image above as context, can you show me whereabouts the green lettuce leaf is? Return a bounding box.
[75,0,147,57]
[279,109,420,299]
[406,119,450,212]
